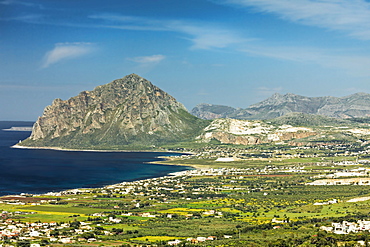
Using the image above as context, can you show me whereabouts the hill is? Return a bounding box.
[20,74,209,149]
[195,113,370,146]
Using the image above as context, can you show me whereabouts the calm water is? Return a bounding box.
[0,121,189,196]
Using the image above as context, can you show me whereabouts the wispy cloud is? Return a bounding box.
[127,55,166,75]
[90,14,245,50]
[168,22,244,49]
[241,45,322,62]
[4,11,245,51]
[129,54,166,64]
[89,14,169,31]
[241,44,370,76]
[0,0,43,9]
[217,0,370,40]
[1,14,43,22]
[41,42,95,69]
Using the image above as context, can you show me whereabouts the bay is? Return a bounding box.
[0,121,190,196]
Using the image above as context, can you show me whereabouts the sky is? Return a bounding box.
[2,0,370,121]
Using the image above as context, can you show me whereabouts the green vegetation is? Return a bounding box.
[9,85,370,245]
[4,140,370,246]
[267,112,353,127]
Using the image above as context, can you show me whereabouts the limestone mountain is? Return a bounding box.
[21,74,208,149]
[191,93,370,120]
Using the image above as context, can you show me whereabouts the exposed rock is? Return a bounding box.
[196,118,316,145]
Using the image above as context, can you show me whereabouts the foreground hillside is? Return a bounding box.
[192,92,370,120]
[20,74,208,149]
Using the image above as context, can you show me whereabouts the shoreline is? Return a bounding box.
[0,163,196,198]
[149,156,207,170]
[0,164,195,198]
[12,144,187,154]
[3,145,199,198]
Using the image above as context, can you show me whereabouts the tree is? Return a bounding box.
[81,232,95,239]
[17,241,30,247]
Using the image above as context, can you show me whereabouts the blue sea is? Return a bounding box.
[0,121,190,196]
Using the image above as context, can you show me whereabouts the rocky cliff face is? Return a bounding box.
[22,74,208,148]
[192,93,370,120]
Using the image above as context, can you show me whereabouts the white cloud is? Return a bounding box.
[41,42,95,68]
[168,22,244,49]
[89,14,245,50]
[219,0,370,40]
[129,54,166,64]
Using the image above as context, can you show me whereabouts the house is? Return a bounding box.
[59,238,73,244]
[196,237,207,242]
[167,239,181,245]
[29,231,40,237]
[140,212,156,218]
[108,217,121,223]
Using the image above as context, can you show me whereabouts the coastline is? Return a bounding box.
[1,164,196,198]
[13,144,198,168]
[3,145,198,197]
[1,163,195,198]
[12,144,183,153]
[149,156,207,170]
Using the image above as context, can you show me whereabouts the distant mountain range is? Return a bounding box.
[19,75,370,149]
[191,92,370,120]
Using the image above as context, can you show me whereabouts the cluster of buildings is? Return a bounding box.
[321,220,370,234]
[167,235,231,246]
[307,167,370,186]
[166,140,368,162]
[97,166,307,200]
[307,177,370,186]
[0,218,99,244]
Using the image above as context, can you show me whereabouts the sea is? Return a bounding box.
[0,121,190,196]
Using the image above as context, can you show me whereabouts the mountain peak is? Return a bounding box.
[21,74,208,148]
[122,73,147,82]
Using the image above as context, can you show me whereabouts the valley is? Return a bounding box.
[3,141,370,246]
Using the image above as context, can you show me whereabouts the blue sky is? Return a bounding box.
[2,0,370,120]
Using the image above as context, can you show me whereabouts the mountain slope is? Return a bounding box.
[196,113,369,146]
[192,93,370,120]
[21,74,209,149]
[191,103,238,120]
